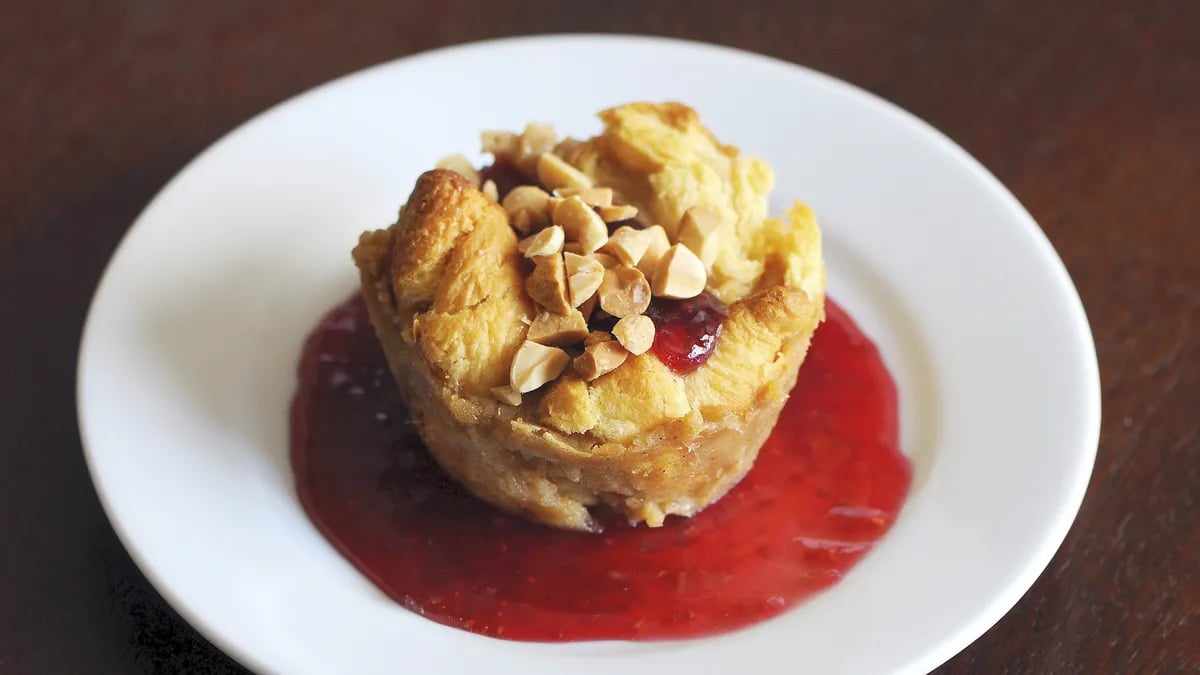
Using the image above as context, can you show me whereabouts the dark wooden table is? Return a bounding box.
[3,2,1197,673]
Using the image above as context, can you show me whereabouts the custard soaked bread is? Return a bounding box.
[353,103,824,531]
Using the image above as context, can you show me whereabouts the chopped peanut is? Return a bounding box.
[481,130,519,156]
[520,225,565,258]
[481,179,499,202]
[598,204,638,223]
[517,123,557,173]
[604,226,651,266]
[651,244,707,299]
[553,196,608,254]
[436,154,481,185]
[502,186,553,234]
[510,341,570,393]
[527,309,589,346]
[554,187,613,208]
[637,224,671,278]
[573,341,629,381]
[612,314,655,355]
[563,252,605,307]
[584,330,614,346]
[599,265,652,317]
[526,254,571,314]
[577,222,608,254]
[591,251,620,268]
[536,153,593,192]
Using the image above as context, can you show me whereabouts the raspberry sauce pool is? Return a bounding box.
[290,296,911,641]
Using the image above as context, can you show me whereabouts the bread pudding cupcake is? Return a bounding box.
[352,103,824,531]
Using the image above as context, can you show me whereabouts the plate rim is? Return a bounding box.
[76,33,1102,675]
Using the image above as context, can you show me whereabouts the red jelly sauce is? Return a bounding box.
[644,291,728,374]
[291,296,911,641]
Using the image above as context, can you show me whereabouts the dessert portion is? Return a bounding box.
[352,103,824,531]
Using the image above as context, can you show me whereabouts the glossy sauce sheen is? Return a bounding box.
[291,296,911,641]
[644,291,728,374]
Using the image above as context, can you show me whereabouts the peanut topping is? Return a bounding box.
[502,186,553,234]
[526,254,571,314]
[490,385,522,406]
[591,251,620,268]
[573,341,629,382]
[537,153,593,192]
[599,264,652,318]
[604,226,651,266]
[678,205,721,267]
[577,221,608,254]
[563,252,605,307]
[564,243,608,265]
[520,225,565,258]
[483,124,559,176]
[553,196,608,253]
[651,244,707,299]
[517,123,557,174]
[527,309,589,346]
[554,187,613,208]
[612,314,655,355]
[481,179,499,202]
[510,341,570,393]
[584,329,613,346]
[478,128,726,393]
[598,204,639,223]
[435,154,481,185]
[481,130,519,157]
[637,224,671,278]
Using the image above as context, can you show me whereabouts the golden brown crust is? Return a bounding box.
[352,103,826,531]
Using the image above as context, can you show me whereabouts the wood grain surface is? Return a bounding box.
[1,2,1196,673]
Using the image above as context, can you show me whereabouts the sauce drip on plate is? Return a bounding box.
[291,296,911,641]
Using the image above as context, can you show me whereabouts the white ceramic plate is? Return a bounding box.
[77,35,1100,675]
